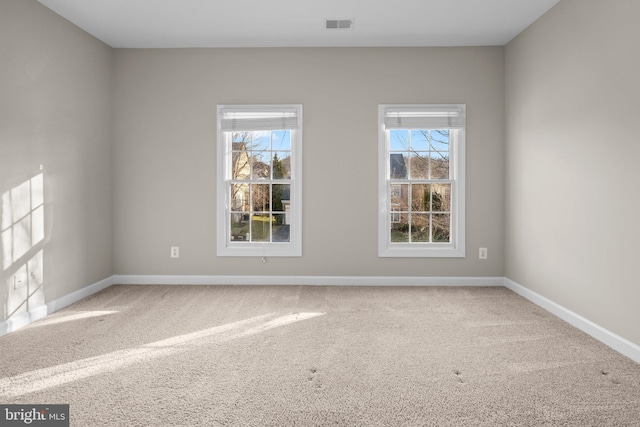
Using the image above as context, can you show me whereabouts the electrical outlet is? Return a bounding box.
[13,273,27,289]
[170,246,179,258]
[479,248,488,260]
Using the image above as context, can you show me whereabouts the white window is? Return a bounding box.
[217,105,302,257]
[378,104,466,257]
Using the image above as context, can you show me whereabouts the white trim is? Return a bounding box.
[0,276,113,337]
[504,278,640,364]
[113,274,503,287]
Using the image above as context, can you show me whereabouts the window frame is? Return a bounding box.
[217,104,303,257]
[378,104,466,258]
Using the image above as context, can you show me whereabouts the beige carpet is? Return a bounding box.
[1,285,639,426]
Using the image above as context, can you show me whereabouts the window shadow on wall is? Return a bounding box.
[1,171,47,323]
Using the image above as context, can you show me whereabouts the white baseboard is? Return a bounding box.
[0,305,49,337]
[0,276,114,337]
[504,278,640,364]
[112,274,504,287]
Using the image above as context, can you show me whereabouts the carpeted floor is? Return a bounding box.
[1,285,639,426]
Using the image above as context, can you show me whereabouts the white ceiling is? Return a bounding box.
[37,0,561,48]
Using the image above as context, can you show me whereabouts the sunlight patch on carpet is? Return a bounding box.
[26,311,119,328]
[0,312,325,398]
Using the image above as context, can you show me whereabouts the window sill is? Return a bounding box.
[217,242,302,257]
[378,244,465,258]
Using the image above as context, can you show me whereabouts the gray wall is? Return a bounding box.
[0,0,113,322]
[112,47,505,277]
[505,0,640,346]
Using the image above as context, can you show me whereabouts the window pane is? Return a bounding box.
[272,214,290,242]
[252,184,270,211]
[232,132,250,143]
[390,184,408,211]
[230,213,250,242]
[272,130,291,151]
[432,183,451,212]
[231,150,251,180]
[251,151,271,179]
[409,152,428,179]
[410,130,429,150]
[430,130,449,151]
[272,184,290,212]
[272,152,291,179]
[411,184,430,212]
[252,214,270,242]
[390,154,408,179]
[411,214,430,242]
[432,214,451,242]
[430,151,449,179]
[230,183,250,211]
[391,214,409,242]
[251,131,271,151]
[390,130,408,151]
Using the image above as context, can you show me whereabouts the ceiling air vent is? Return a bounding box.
[325,19,354,30]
